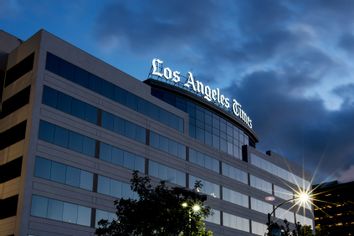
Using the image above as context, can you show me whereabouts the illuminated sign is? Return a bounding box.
[150,58,253,129]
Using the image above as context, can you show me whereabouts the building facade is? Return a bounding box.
[0,29,313,236]
[313,181,354,235]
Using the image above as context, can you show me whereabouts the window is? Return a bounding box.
[276,208,295,223]
[34,156,93,191]
[250,175,272,194]
[151,88,249,157]
[149,161,186,186]
[189,176,219,198]
[150,131,185,159]
[222,212,249,232]
[95,209,116,227]
[97,175,137,199]
[45,52,183,132]
[252,221,268,236]
[189,149,219,173]
[222,163,248,184]
[102,111,146,144]
[38,120,96,157]
[250,154,310,188]
[251,197,273,214]
[99,142,144,172]
[42,86,98,125]
[5,53,34,87]
[31,195,91,226]
[274,185,293,200]
[222,187,248,208]
[205,209,220,225]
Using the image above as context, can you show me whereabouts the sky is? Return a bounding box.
[1,0,354,184]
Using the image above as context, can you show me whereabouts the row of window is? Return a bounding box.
[34,156,93,191]
[42,87,252,188]
[150,131,186,159]
[33,156,313,230]
[43,86,146,144]
[0,85,31,119]
[38,120,96,157]
[0,157,22,184]
[189,148,219,173]
[251,153,311,188]
[37,121,311,223]
[99,142,145,172]
[31,195,91,226]
[45,52,183,132]
[151,88,250,158]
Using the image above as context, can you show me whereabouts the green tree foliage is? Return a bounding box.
[96,171,213,236]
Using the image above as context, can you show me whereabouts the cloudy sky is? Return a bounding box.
[1,0,354,184]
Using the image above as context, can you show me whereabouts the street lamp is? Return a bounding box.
[266,190,313,236]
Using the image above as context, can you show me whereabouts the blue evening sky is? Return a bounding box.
[1,0,354,184]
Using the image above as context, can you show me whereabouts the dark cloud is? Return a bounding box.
[94,0,354,183]
[225,71,354,183]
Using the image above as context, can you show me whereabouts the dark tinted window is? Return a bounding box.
[0,86,31,118]
[45,52,183,132]
[0,121,26,150]
[0,157,22,183]
[5,53,34,87]
[42,86,98,125]
[38,120,96,157]
[0,195,18,219]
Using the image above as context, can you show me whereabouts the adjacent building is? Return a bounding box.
[0,29,313,236]
[313,181,354,235]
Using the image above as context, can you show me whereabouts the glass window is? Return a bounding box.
[38,121,96,158]
[65,166,80,187]
[222,212,249,232]
[54,126,69,147]
[51,162,66,183]
[189,176,219,198]
[251,198,273,214]
[77,206,91,226]
[38,120,55,142]
[80,170,93,191]
[34,156,93,191]
[47,199,64,221]
[99,142,145,172]
[205,209,220,225]
[222,187,249,208]
[222,163,248,184]
[34,157,51,179]
[95,209,116,227]
[252,221,268,236]
[31,195,48,217]
[274,185,293,200]
[149,161,186,187]
[250,175,272,194]
[150,131,186,159]
[189,149,219,173]
[97,175,110,195]
[63,202,78,224]
[45,52,183,133]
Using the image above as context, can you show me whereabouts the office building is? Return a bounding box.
[313,181,354,235]
[0,29,313,236]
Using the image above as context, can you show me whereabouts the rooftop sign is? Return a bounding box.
[149,58,253,129]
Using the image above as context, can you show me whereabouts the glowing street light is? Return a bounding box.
[265,189,313,235]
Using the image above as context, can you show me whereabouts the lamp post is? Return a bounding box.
[266,191,312,236]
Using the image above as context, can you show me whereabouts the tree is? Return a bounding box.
[96,171,213,236]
